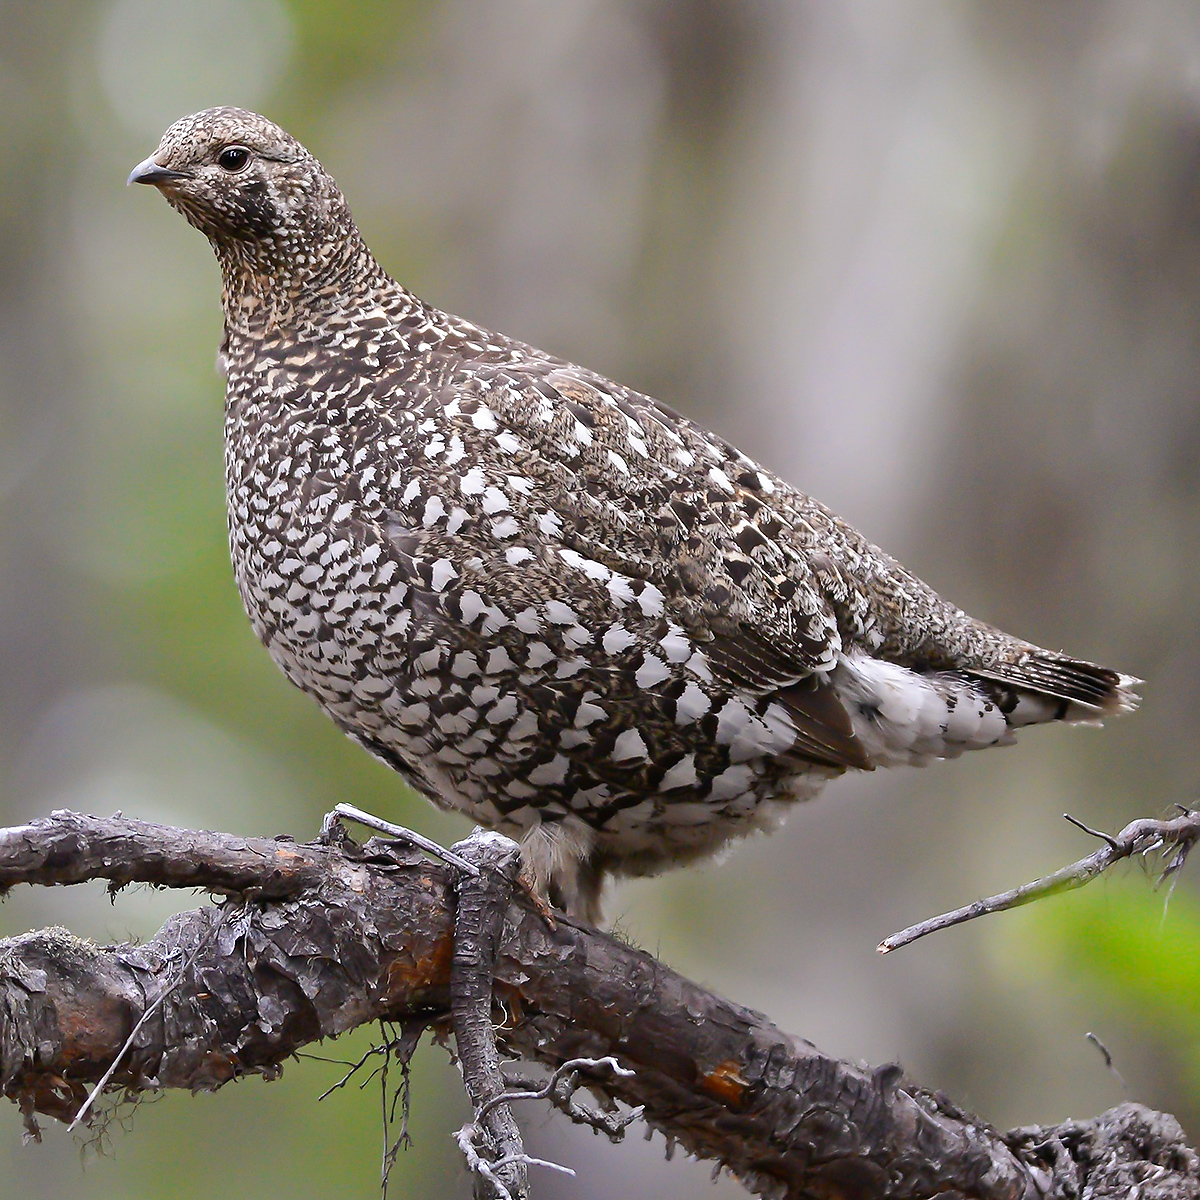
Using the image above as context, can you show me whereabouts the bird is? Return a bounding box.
[128,107,1139,923]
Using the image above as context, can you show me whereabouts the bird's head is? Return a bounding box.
[130,107,379,324]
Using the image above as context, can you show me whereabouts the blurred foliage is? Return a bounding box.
[285,0,423,99]
[1034,879,1200,1033]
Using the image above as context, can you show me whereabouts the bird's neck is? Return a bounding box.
[216,219,394,338]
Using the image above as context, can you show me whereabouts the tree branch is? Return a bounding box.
[447,828,529,1199]
[881,809,1200,953]
[1,811,1197,1200]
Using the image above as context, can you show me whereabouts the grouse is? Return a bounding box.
[129,108,1140,922]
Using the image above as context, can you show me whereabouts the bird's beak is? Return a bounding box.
[126,156,188,187]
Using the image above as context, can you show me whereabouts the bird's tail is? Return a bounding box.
[831,649,1140,769]
[967,652,1142,727]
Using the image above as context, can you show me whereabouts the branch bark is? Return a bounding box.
[0,811,1196,1200]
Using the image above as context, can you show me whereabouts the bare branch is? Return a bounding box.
[1,810,1197,1199]
[447,828,528,1200]
[323,803,481,876]
[880,808,1200,954]
[488,1056,641,1140]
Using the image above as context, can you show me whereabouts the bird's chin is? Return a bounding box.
[165,194,216,234]
[149,183,189,208]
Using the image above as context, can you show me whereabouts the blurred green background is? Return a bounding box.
[4,1,1200,1196]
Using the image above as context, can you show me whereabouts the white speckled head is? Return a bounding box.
[129,108,327,241]
[130,107,380,319]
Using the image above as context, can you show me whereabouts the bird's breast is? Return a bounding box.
[222,373,404,698]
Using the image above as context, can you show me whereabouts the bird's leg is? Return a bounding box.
[448,828,531,1200]
[514,869,558,929]
[318,802,481,875]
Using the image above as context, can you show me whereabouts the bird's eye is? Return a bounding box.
[217,146,251,173]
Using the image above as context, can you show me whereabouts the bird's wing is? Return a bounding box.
[375,358,872,770]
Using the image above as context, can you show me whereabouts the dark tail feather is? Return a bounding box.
[968,654,1141,721]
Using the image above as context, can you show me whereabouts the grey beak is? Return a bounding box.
[126,156,188,187]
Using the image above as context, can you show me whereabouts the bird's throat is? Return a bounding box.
[215,221,387,337]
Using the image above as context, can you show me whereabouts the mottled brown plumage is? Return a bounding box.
[129,108,1140,921]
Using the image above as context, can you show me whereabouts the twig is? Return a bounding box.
[880,809,1200,953]
[454,1057,640,1192]
[380,1021,421,1198]
[312,1020,421,1196]
[294,1052,367,1068]
[1086,1032,1128,1093]
[322,803,480,875]
[453,1127,576,1200]
[316,1042,388,1102]
[482,1056,634,1121]
[455,1054,606,1200]
[487,1057,642,1139]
